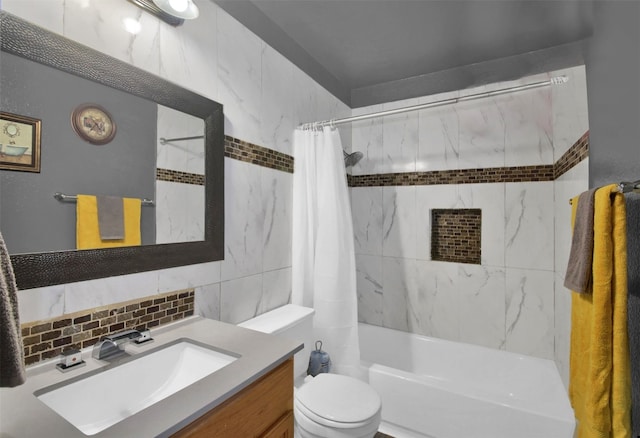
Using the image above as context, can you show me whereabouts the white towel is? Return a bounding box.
[0,231,25,387]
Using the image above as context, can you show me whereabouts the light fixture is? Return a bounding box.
[153,0,199,19]
[127,0,198,26]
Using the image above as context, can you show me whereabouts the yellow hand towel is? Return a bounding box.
[76,195,142,250]
[569,185,631,438]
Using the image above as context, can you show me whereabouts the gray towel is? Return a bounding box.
[625,192,640,436]
[0,231,25,387]
[97,195,124,240]
[564,188,597,293]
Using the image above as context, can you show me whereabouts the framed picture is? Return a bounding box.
[0,111,42,172]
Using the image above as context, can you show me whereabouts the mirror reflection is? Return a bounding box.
[1,11,224,290]
[156,107,205,245]
[0,50,205,254]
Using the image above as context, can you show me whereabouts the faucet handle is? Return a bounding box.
[56,349,86,373]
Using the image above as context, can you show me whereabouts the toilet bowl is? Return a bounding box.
[294,373,381,438]
[238,305,381,438]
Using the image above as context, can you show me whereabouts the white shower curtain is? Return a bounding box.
[292,126,361,377]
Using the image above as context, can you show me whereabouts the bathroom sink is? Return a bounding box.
[35,339,239,436]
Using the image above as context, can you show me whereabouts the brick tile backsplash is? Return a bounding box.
[348,131,589,187]
[156,168,205,186]
[187,130,588,186]
[224,136,294,173]
[21,289,195,366]
[431,209,482,264]
[348,165,555,187]
[554,131,590,179]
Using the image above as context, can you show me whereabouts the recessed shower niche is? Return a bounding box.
[431,208,481,264]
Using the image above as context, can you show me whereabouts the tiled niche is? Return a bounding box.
[431,209,481,264]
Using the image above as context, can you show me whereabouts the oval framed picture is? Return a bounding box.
[71,104,116,145]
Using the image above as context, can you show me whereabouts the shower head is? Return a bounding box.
[343,150,363,168]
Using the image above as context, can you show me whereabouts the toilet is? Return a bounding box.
[238,304,381,438]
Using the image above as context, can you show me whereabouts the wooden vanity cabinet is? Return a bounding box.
[172,358,294,438]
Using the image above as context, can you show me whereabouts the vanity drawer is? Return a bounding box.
[261,411,294,438]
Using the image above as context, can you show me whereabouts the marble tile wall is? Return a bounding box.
[5,0,350,329]
[351,66,589,374]
[551,67,590,161]
[156,106,205,244]
[352,181,556,355]
[350,72,555,175]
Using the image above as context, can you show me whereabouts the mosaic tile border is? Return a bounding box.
[21,289,195,366]
[156,168,205,186]
[347,165,555,187]
[221,131,588,184]
[431,209,482,265]
[348,132,589,187]
[225,136,294,173]
[554,131,590,179]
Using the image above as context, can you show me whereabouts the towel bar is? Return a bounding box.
[158,135,204,144]
[569,180,640,204]
[618,180,640,194]
[54,192,155,206]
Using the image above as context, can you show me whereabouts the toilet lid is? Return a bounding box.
[295,374,381,424]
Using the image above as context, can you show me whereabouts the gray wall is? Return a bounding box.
[587,1,640,187]
[585,2,640,434]
[0,52,156,254]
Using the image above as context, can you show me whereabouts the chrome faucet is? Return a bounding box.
[92,329,153,360]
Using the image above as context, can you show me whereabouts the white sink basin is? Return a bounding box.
[35,339,239,436]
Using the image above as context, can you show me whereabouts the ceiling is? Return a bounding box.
[214,0,594,107]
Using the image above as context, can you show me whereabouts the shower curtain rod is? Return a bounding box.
[299,76,568,129]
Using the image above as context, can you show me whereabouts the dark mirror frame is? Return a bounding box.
[1,12,224,290]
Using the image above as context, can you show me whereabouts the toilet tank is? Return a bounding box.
[238,304,315,379]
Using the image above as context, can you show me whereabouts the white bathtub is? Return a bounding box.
[358,323,575,438]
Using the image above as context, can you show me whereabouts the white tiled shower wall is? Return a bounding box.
[350,66,589,385]
[6,0,350,325]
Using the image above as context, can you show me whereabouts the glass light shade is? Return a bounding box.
[152,0,199,19]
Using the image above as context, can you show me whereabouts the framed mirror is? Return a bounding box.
[0,12,224,290]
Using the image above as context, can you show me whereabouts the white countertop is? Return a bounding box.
[0,316,302,438]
